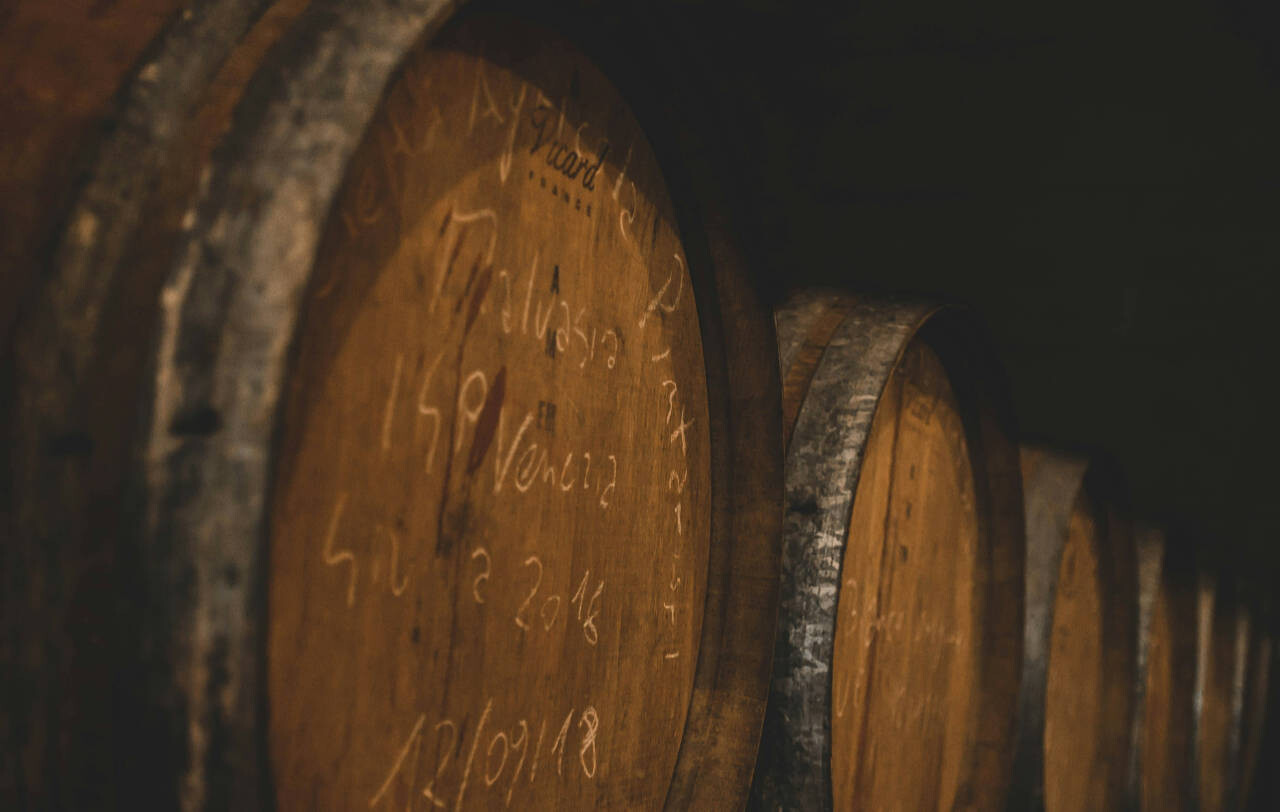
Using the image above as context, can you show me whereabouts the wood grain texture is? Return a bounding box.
[270,17,709,810]
[3,1,312,806]
[829,340,980,811]
[1,3,178,797]
[754,290,1024,811]
[0,0,180,339]
[1013,447,1137,812]
[1238,608,1271,809]
[1010,447,1089,812]
[1246,626,1280,811]
[120,4,781,810]
[1194,574,1249,812]
[1131,529,1197,812]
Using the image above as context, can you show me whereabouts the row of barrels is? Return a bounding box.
[1012,450,1274,812]
[760,292,1276,812]
[1,1,1274,809]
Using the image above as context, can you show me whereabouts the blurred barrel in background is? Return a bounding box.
[1128,526,1198,811]
[753,290,1024,811]
[1013,447,1137,811]
[1246,620,1280,811]
[1194,573,1249,812]
[0,0,179,335]
[2,1,311,805]
[1237,597,1272,809]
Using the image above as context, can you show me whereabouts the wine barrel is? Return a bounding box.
[1012,447,1138,811]
[10,2,783,809]
[752,291,1025,811]
[3,1,312,805]
[0,0,179,335]
[1238,600,1272,809]
[1194,573,1250,812]
[1247,623,1280,811]
[1128,526,1198,811]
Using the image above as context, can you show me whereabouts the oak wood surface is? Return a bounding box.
[1042,493,1135,810]
[1132,529,1197,812]
[268,17,720,810]
[1195,575,1247,812]
[1246,627,1280,810]
[0,0,180,338]
[1013,448,1137,812]
[2,1,311,805]
[829,339,980,811]
[1238,611,1272,809]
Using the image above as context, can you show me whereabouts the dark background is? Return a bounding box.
[669,0,1280,591]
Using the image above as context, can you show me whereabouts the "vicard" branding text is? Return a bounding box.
[528,104,610,191]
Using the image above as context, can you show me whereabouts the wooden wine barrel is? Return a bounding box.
[1011,447,1138,811]
[1238,600,1272,809]
[0,0,179,335]
[3,1,312,805]
[1128,526,1198,811]
[752,291,1025,811]
[0,0,317,343]
[1194,573,1250,812]
[1247,624,1280,811]
[9,2,783,809]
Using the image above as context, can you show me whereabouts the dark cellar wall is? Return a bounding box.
[666,0,1280,586]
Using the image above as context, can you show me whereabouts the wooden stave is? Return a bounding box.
[0,0,183,341]
[1194,572,1253,812]
[1009,446,1090,812]
[1237,600,1272,809]
[91,2,784,810]
[2,1,315,806]
[1012,447,1139,811]
[1246,618,1280,811]
[1127,523,1163,806]
[754,290,1025,811]
[1128,527,1198,811]
[585,12,788,805]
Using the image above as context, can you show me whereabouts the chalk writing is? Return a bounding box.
[415,349,445,474]
[471,548,491,603]
[422,720,457,808]
[662,380,695,457]
[379,349,620,509]
[637,254,685,329]
[609,141,638,241]
[514,555,604,646]
[569,569,605,646]
[579,707,600,778]
[629,249,702,668]
[833,607,965,719]
[487,404,619,507]
[322,493,357,608]
[370,699,603,810]
[375,525,409,597]
[495,250,619,373]
[432,206,498,315]
[514,556,543,631]
[468,54,504,134]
